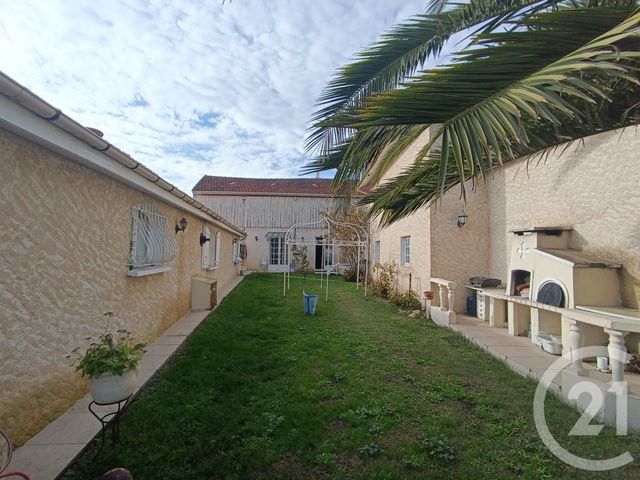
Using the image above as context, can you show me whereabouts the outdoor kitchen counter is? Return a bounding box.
[479,288,640,331]
[575,305,640,332]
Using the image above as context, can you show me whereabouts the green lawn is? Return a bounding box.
[63,273,640,479]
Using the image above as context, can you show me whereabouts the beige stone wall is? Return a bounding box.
[370,129,432,296]
[429,185,490,312]
[0,128,240,444]
[485,129,640,308]
[371,127,640,314]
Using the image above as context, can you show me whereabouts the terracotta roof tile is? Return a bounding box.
[193,175,336,196]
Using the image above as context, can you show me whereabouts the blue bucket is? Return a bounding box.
[303,291,319,315]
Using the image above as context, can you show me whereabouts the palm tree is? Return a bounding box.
[305,0,640,225]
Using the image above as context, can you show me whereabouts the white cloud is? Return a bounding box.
[0,0,427,193]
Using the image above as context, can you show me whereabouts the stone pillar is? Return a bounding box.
[489,298,506,328]
[530,308,540,345]
[569,320,587,376]
[447,287,455,313]
[439,284,447,311]
[605,329,629,384]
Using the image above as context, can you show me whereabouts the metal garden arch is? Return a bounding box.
[283,216,368,301]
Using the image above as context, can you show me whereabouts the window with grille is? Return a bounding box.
[267,233,287,265]
[374,240,381,263]
[401,236,411,266]
[128,204,177,269]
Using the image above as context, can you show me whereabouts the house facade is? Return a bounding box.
[367,124,640,407]
[0,72,245,444]
[193,176,354,273]
[368,126,640,312]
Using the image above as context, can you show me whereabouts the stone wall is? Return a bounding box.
[371,127,640,314]
[0,128,240,444]
[369,129,433,297]
[485,129,640,308]
[429,185,490,313]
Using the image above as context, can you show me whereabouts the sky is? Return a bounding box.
[0,0,428,193]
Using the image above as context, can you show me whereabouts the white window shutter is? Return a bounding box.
[215,232,221,266]
[202,227,211,268]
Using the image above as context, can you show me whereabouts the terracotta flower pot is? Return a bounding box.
[424,291,434,300]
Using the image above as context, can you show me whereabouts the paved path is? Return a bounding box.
[450,315,562,392]
[7,275,245,480]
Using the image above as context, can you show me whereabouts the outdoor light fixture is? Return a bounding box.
[199,232,210,246]
[457,210,468,228]
[175,217,188,234]
[255,235,258,241]
[233,237,238,244]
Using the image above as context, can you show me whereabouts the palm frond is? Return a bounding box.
[305,0,562,158]
[332,7,640,208]
[361,23,640,226]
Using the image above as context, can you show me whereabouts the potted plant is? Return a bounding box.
[69,317,146,404]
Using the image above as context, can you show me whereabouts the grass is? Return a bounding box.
[63,273,640,479]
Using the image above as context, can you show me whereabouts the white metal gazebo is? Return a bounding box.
[283,216,368,300]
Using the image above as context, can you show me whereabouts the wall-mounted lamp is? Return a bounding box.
[175,217,188,234]
[233,237,239,244]
[457,210,468,228]
[301,236,305,243]
[199,232,210,246]
[255,235,259,241]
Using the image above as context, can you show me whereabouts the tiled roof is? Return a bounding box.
[193,175,335,197]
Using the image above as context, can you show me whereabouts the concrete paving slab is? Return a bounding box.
[453,315,565,387]
[162,322,201,336]
[138,353,171,372]
[137,368,157,386]
[144,343,181,356]
[152,334,187,345]
[28,413,99,446]
[9,444,85,480]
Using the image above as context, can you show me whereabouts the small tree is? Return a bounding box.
[373,261,399,298]
[331,207,368,281]
[292,245,309,283]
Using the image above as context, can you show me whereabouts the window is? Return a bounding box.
[401,236,411,265]
[128,204,177,274]
[325,244,334,266]
[374,240,381,263]
[267,232,287,265]
[202,228,221,269]
[233,239,241,263]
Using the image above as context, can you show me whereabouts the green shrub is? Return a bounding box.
[372,261,399,298]
[68,316,146,378]
[390,291,422,310]
[343,268,358,282]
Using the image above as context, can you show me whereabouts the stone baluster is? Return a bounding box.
[439,284,447,311]
[447,286,455,313]
[569,320,587,376]
[605,328,629,384]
